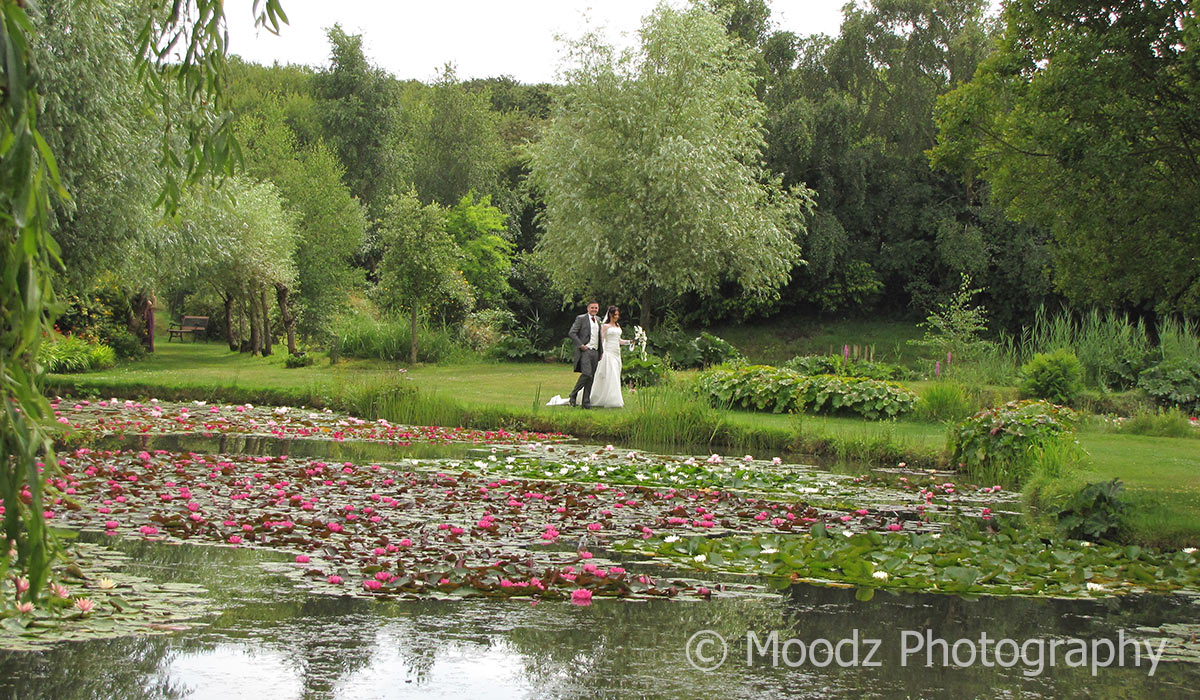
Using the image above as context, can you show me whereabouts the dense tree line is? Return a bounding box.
[38,0,1199,360]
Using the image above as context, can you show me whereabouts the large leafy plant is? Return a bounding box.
[949,400,1078,484]
[698,365,917,420]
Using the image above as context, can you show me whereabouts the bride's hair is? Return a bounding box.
[603,306,620,326]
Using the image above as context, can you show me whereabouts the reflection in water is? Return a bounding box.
[3,536,1199,699]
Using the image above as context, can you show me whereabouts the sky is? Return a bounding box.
[225,1,850,84]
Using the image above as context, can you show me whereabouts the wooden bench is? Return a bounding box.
[167,315,209,342]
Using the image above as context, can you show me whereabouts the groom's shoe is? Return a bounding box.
[568,395,577,407]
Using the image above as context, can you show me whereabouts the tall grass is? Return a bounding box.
[330,313,472,364]
[1157,316,1200,364]
[617,382,724,449]
[914,381,978,424]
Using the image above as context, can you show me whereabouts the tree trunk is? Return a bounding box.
[223,294,237,351]
[640,287,654,331]
[247,292,261,356]
[259,287,273,356]
[275,282,297,355]
[410,304,419,364]
[145,292,155,353]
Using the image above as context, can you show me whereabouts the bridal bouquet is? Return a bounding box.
[632,325,648,360]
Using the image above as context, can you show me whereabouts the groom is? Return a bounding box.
[567,301,604,408]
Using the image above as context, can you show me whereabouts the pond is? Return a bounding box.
[4,400,1199,698]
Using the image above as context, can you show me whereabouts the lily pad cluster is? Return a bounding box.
[1,542,209,651]
[50,398,569,445]
[36,446,937,603]
[616,527,1200,600]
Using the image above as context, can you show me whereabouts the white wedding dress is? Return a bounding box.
[589,326,624,408]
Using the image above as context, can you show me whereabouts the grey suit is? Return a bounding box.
[568,313,603,407]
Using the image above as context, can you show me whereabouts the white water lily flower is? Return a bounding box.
[192,400,206,406]
[760,547,778,555]
[473,460,486,468]
[931,533,942,539]
[636,473,647,481]
[309,413,319,420]
[1184,548,1197,555]
[506,456,516,464]
[872,571,889,581]
[1086,582,1105,592]
[842,530,854,538]
[693,554,707,563]
[664,535,680,543]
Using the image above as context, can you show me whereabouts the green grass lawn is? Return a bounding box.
[49,337,1200,547]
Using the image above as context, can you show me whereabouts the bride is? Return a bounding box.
[589,306,632,408]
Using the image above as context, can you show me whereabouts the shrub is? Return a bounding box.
[949,400,1078,485]
[647,329,740,369]
[284,353,314,368]
[1055,479,1129,542]
[697,365,917,420]
[693,332,742,367]
[459,309,516,351]
[88,344,116,370]
[92,324,144,360]
[648,327,703,369]
[914,381,977,423]
[622,354,668,387]
[488,335,543,362]
[1137,358,1200,414]
[783,354,903,380]
[1020,349,1084,405]
[38,335,116,373]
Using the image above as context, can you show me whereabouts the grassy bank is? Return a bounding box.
[45,339,1200,547]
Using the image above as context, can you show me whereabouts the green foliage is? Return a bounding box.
[1137,358,1200,415]
[693,332,743,367]
[527,4,812,325]
[459,309,515,352]
[38,336,114,374]
[330,312,467,364]
[914,381,977,424]
[312,25,408,219]
[698,365,917,420]
[931,0,1200,315]
[236,101,368,339]
[646,329,741,369]
[1093,407,1199,439]
[909,273,993,361]
[622,355,668,388]
[411,67,505,207]
[949,400,1078,485]
[375,190,465,363]
[284,353,314,369]
[783,354,903,380]
[488,336,542,362]
[444,192,513,308]
[1020,349,1084,406]
[1055,480,1129,543]
[1022,307,1153,391]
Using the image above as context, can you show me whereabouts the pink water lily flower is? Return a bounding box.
[570,589,593,605]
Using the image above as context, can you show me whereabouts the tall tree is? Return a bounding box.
[376,190,464,363]
[411,66,506,207]
[313,25,408,219]
[33,0,160,292]
[527,2,813,328]
[931,0,1200,315]
[236,101,367,339]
